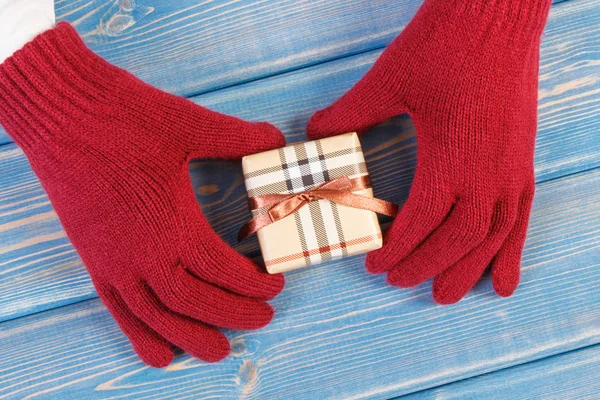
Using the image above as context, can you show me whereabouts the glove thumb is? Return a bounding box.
[176,98,285,160]
[307,49,410,140]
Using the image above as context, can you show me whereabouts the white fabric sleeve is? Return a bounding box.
[0,0,56,63]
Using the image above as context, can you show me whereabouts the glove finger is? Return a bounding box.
[492,183,535,297]
[122,282,231,363]
[150,266,276,330]
[96,285,173,368]
[178,187,285,300]
[432,198,518,304]
[387,198,492,288]
[179,99,285,160]
[186,240,285,300]
[307,49,409,140]
[366,174,453,274]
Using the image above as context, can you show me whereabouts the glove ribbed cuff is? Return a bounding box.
[0,22,133,150]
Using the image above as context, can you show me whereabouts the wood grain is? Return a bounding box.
[0,0,598,323]
[398,344,600,400]
[0,0,574,146]
[1,168,599,399]
[0,0,598,397]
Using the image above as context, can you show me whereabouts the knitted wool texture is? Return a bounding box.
[308,0,552,304]
[0,22,286,367]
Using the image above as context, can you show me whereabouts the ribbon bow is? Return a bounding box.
[238,176,398,241]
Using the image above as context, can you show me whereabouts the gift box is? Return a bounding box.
[239,132,397,274]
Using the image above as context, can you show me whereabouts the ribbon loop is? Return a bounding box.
[238,176,398,242]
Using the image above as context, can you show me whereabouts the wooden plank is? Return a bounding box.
[536,0,600,179]
[1,168,599,399]
[51,0,561,97]
[0,0,578,146]
[0,0,599,323]
[398,344,600,400]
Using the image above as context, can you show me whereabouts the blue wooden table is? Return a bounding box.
[1,0,599,398]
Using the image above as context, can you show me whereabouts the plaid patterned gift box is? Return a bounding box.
[241,132,392,274]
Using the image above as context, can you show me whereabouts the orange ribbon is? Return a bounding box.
[238,176,398,242]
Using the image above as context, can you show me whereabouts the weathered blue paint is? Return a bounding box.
[0,0,598,398]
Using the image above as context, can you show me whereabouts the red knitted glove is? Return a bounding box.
[0,23,285,366]
[307,0,552,303]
